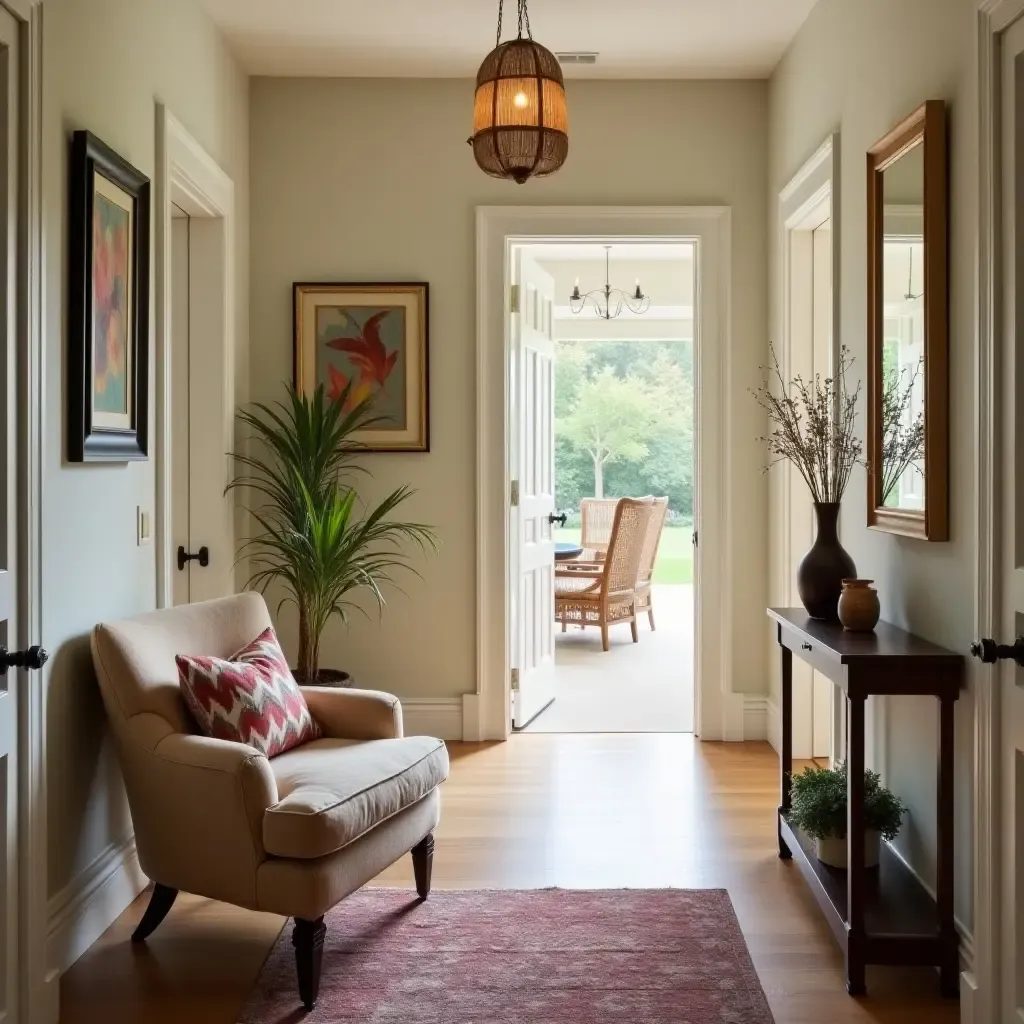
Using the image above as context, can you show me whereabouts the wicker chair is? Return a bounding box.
[579,497,619,561]
[635,498,670,630]
[555,498,655,651]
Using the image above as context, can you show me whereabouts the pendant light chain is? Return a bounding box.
[496,0,534,45]
[519,0,532,40]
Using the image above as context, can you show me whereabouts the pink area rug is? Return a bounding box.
[238,888,775,1023]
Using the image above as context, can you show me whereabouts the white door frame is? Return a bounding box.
[473,206,733,743]
[154,106,236,609]
[0,0,46,1018]
[776,136,842,763]
[972,1,1024,1018]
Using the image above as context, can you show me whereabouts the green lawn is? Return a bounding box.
[556,524,693,584]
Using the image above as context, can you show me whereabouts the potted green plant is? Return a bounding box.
[227,383,437,684]
[789,763,906,869]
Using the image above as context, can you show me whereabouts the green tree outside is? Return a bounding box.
[555,339,693,522]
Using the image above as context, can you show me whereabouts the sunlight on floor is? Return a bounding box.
[524,584,694,733]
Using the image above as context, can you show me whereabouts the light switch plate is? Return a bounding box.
[137,506,151,546]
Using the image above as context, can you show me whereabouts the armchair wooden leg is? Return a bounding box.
[600,622,610,652]
[131,884,178,943]
[412,832,435,899]
[648,608,656,631]
[293,916,326,1012]
[630,617,639,643]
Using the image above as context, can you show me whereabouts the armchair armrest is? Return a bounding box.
[555,565,604,579]
[132,732,278,908]
[301,686,404,740]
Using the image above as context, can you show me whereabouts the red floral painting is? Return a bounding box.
[316,306,408,429]
[296,283,429,452]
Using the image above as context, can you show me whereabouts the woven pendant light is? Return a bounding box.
[469,0,568,184]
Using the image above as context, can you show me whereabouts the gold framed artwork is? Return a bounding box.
[293,283,429,453]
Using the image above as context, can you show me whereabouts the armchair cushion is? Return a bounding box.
[176,626,320,758]
[263,736,449,859]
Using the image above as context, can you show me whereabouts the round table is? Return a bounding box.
[554,542,584,562]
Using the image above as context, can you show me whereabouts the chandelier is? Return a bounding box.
[468,0,569,184]
[570,247,650,320]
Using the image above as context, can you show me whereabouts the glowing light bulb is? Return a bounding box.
[513,91,529,108]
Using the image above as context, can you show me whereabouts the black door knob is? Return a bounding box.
[970,636,1024,667]
[177,546,210,571]
[548,512,568,527]
[0,645,48,675]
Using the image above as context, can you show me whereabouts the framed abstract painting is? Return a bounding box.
[293,282,429,452]
[68,130,150,462]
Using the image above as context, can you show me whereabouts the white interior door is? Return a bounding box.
[511,249,557,729]
[0,10,20,1018]
[996,21,1024,1018]
[170,207,233,605]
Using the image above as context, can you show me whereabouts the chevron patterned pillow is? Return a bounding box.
[176,626,321,758]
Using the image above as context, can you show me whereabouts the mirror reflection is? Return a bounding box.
[880,142,925,511]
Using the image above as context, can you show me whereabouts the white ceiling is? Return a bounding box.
[529,242,693,261]
[201,0,819,79]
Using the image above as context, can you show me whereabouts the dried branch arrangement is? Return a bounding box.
[880,360,925,505]
[752,342,865,505]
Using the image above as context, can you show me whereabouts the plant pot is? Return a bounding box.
[797,503,857,620]
[815,830,880,870]
[838,579,881,632]
[293,668,354,688]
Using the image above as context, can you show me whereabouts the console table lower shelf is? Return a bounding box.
[778,815,948,974]
[768,607,963,998]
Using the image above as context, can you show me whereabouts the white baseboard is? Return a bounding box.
[46,834,147,978]
[400,697,464,741]
[766,697,782,753]
[743,697,768,741]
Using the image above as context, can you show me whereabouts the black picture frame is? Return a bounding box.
[68,130,150,462]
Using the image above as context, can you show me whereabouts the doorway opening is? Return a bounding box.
[509,241,696,734]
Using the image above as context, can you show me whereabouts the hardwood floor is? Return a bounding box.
[59,734,959,1024]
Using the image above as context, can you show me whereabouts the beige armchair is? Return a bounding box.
[90,592,448,1012]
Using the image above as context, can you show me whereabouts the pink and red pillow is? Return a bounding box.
[176,626,321,758]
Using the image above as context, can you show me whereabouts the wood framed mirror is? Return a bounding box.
[866,100,948,540]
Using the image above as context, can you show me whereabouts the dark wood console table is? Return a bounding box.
[767,608,964,998]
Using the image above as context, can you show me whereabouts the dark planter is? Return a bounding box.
[797,502,856,620]
[293,668,354,688]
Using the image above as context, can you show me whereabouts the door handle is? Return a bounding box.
[177,546,209,572]
[0,645,48,674]
[548,513,568,527]
[970,636,1024,667]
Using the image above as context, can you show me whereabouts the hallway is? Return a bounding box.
[60,735,957,1024]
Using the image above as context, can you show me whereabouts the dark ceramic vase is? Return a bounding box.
[797,503,856,620]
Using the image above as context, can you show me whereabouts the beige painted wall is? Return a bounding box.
[250,77,769,703]
[768,0,976,927]
[42,0,250,915]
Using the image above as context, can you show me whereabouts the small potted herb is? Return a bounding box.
[789,763,906,869]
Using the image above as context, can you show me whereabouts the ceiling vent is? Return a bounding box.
[555,52,599,65]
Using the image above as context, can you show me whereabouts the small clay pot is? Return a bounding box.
[837,579,880,632]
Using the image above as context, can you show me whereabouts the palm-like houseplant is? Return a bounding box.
[227,384,436,683]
